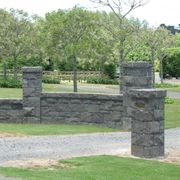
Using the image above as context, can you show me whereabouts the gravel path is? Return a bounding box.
[167,92,180,99]
[0,132,130,166]
[0,128,180,166]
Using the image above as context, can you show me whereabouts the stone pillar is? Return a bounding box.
[22,67,42,123]
[130,89,166,158]
[122,62,152,129]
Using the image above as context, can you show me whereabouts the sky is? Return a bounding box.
[0,0,179,27]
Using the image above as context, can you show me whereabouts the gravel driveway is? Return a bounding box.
[0,128,180,166]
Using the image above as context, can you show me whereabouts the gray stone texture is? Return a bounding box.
[130,89,166,158]
[122,62,153,129]
[0,64,166,136]
[0,64,124,128]
[22,67,42,123]
[41,93,123,128]
[0,99,23,123]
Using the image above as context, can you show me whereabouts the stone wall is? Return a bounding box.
[0,99,23,123]
[0,66,124,128]
[41,93,123,128]
[130,89,166,158]
[0,63,165,133]
[122,62,152,92]
[122,62,152,129]
[23,67,42,123]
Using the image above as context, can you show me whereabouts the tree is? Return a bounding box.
[160,24,180,35]
[85,11,117,76]
[0,9,35,79]
[0,9,12,79]
[90,0,146,92]
[28,15,52,69]
[47,7,95,92]
[141,27,174,85]
[156,28,174,83]
[162,47,180,78]
[161,29,180,79]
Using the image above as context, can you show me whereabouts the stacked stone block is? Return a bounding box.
[130,89,166,158]
[122,62,152,129]
[41,93,123,128]
[22,67,42,123]
[0,99,23,123]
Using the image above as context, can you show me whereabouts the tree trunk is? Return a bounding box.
[160,56,163,84]
[119,60,122,93]
[13,56,18,80]
[3,62,7,80]
[100,58,105,78]
[119,40,124,93]
[151,49,155,87]
[73,54,78,92]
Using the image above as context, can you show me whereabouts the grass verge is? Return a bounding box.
[159,86,180,92]
[0,155,179,180]
[0,124,119,136]
[165,99,180,128]
[0,88,22,98]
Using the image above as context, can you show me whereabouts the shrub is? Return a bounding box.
[42,76,60,84]
[104,63,116,79]
[6,57,43,70]
[87,76,119,85]
[0,78,22,88]
[165,97,174,104]
[163,48,180,78]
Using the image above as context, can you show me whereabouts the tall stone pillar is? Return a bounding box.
[22,67,42,123]
[122,62,152,129]
[130,89,166,158]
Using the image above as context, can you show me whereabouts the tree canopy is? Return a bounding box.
[0,6,178,85]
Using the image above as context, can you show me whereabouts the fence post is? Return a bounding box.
[130,89,166,158]
[22,67,42,123]
[122,62,152,129]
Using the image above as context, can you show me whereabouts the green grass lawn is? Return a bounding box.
[165,99,180,128]
[0,88,22,98]
[157,85,180,92]
[0,124,119,136]
[0,155,179,180]
[43,83,73,93]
